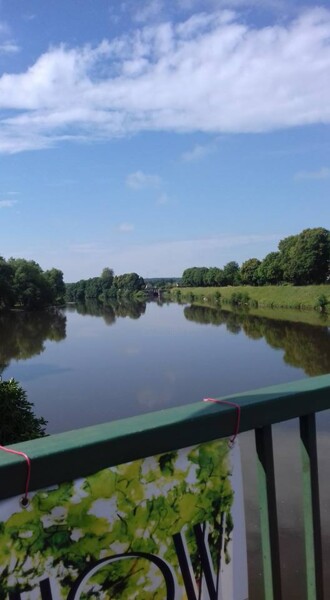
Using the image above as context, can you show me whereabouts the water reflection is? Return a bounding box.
[74,299,146,323]
[0,309,66,374]
[184,305,330,376]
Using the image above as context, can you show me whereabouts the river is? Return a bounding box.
[1,300,329,434]
[1,300,330,598]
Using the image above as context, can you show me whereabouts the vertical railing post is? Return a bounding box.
[300,414,324,600]
[255,425,282,600]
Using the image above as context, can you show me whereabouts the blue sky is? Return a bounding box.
[0,0,329,281]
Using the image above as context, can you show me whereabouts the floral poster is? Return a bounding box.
[0,439,247,599]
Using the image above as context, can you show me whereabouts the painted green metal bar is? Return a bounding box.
[0,374,330,500]
[300,414,324,600]
[255,425,282,600]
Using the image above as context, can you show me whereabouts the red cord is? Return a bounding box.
[203,398,241,445]
[0,445,31,504]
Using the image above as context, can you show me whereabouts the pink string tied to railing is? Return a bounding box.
[203,398,241,447]
[0,445,31,507]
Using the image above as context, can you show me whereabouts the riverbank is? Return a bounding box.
[186,301,330,327]
[168,284,330,311]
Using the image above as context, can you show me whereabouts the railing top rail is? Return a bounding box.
[1,374,330,500]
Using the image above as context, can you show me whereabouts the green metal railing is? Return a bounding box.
[1,373,330,599]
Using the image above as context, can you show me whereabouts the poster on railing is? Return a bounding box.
[0,439,248,599]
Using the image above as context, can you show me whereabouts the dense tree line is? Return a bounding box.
[65,268,146,303]
[0,257,65,310]
[182,228,330,287]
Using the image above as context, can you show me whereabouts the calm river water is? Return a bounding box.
[1,300,329,434]
[1,300,330,599]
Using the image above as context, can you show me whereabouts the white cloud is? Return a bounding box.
[0,8,330,152]
[294,167,330,180]
[0,199,17,208]
[126,170,162,189]
[118,222,134,232]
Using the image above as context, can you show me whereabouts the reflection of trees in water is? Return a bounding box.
[184,305,330,376]
[75,299,146,324]
[184,305,243,334]
[0,309,66,374]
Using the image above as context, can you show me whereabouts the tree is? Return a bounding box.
[278,228,330,285]
[205,267,225,287]
[0,378,47,445]
[240,258,261,286]
[0,256,14,308]
[181,267,209,287]
[182,268,195,287]
[101,267,114,288]
[44,268,65,304]
[84,277,105,299]
[223,261,240,286]
[257,252,283,285]
[9,258,52,310]
[113,273,145,295]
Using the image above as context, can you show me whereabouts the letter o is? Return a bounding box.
[67,552,176,599]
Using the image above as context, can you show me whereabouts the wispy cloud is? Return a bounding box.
[101,233,281,277]
[31,232,281,280]
[126,170,162,189]
[0,8,330,152]
[133,0,164,23]
[294,167,330,181]
[118,222,134,232]
[0,199,17,208]
[0,20,19,54]
[181,140,217,162]
[69,243,100,254]
[156,192,169,205]
[22,14,36,22]
[0,42,20,54]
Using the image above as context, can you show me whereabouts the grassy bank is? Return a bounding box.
[169,285,330,312]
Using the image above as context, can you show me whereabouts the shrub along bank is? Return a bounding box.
[169,285,330,312]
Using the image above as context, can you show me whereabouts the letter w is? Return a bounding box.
[173,523,222,600]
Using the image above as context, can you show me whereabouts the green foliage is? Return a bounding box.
[0,378,47,445]
[229,291,250,306]
[223,261,241,286]
[315,294,329,312]
[0,440,234,598]
[257,252,283,285]
[206,267,226,286]
[278,228,330,285]
[0,257,65,311]
[0,256,15,308]
[182,267,209,287]
[66,270,146,304]
[180,227,330,289]
[43,268,66,304]
[240,258,261,285]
